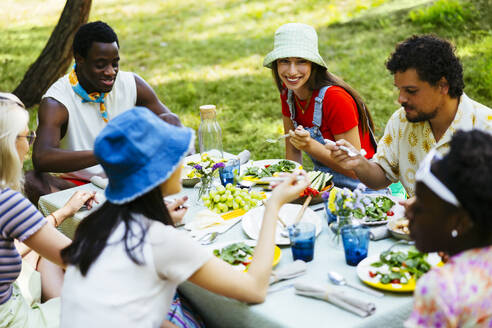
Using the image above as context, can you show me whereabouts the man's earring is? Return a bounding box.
[451,229,458,238]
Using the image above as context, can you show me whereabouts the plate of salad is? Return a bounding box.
[211,240,282,271]
[356,247,442,292]
[241,159,300,185]
[353,194,404,226]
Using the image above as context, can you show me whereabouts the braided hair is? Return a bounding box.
[433,129,492,239]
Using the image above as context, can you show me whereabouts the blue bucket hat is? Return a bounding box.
[94,107,194,204]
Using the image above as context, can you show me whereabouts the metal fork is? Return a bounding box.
[198,232,218,245]
[386,240,415,252]
[265,133,290,144]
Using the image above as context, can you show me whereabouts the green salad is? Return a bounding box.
[213,242,254,267]
[353,195,395,222]
[243,160,296,178]
[369,247,432,284]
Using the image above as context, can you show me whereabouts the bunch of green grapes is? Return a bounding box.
[201,184,264,213]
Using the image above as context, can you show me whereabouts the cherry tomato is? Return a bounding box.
[386,210,394,216]
[369,271,377,278]
[391,279,400,284]
[264,164,271,168]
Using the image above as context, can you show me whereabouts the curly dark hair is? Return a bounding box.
[73,21,119,58]
[433,130,492,238]
[386,35,464,98]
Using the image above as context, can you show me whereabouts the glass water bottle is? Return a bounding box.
[198,104,223,160]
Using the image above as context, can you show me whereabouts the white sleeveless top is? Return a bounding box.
[43,71,137,180]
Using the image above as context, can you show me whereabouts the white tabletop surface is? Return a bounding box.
[38,180,415,327]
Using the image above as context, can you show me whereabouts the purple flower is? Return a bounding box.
[212,162,225,170]
[322,191,330,200]
[193,164,203,171]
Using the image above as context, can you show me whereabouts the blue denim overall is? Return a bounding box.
[287,86,381,192]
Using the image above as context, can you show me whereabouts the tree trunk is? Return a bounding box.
[13,0,92,108]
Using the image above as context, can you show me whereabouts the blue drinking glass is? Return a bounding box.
[288,222,316,262]
[219,158,240,186]
[340,224,370,266]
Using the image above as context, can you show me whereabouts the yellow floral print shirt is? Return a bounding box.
[373,93,492,197]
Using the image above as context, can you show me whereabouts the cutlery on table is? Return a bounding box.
[386,239,415,252]
[265,133,290,144]
[197,232,218,245]
[327,271,384,298]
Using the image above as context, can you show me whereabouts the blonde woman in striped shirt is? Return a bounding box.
[0,93,95,328]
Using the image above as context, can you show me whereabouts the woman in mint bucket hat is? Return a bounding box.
[264,23,379,191]
[60,107,309,327]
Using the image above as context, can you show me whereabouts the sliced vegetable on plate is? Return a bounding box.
[356,247,442,292]
[348,194,404,225]
[212,240,282,271]
[241,159,299,184]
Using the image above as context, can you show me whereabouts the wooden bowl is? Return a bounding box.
[290,182,334,205]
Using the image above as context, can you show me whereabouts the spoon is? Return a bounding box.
[266,133,290,144]
[327,271,384,298]
[200,232,219,245]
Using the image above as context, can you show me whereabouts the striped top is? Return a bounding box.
[0,188,46,304]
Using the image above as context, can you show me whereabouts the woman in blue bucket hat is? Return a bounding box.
[264,23,378,191]
[59,107,309,327]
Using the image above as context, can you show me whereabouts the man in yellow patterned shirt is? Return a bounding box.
[327,35,492,197]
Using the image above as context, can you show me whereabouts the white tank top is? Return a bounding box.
[43,71,137,180]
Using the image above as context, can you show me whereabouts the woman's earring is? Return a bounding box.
[451,229,458,238]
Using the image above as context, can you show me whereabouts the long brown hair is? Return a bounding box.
[272,62,375,134]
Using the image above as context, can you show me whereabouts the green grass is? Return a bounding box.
[1,0,492,172]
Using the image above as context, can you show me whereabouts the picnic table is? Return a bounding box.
[38,175,415,328]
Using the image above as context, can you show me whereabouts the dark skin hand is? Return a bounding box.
[33,41,181,173]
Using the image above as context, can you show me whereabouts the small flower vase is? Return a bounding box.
[329,213,354,246]
[194,176,213,205]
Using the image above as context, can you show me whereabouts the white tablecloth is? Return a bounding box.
[38,183,414,327]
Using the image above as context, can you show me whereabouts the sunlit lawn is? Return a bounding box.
[1,0,491,171]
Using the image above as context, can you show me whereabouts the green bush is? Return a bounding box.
[408,0,474,29]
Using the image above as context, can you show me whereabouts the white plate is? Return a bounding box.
[241,203,322,245]
[208,239,282,271]
[241,159,301,184]
[358,194,405,226]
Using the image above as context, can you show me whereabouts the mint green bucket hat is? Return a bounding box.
[263,23,327,69]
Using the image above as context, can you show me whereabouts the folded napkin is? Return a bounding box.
[369,226,391,241]
[185,209,242,239]
[185,209,225,231]
[269,260,307,285]
[90,176,108,189]
[237,150,251,165]
[294,281,376,317]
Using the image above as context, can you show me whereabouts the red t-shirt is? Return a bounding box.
[281,86,375,159]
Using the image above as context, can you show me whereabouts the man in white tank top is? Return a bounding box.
[26,21,183,205]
